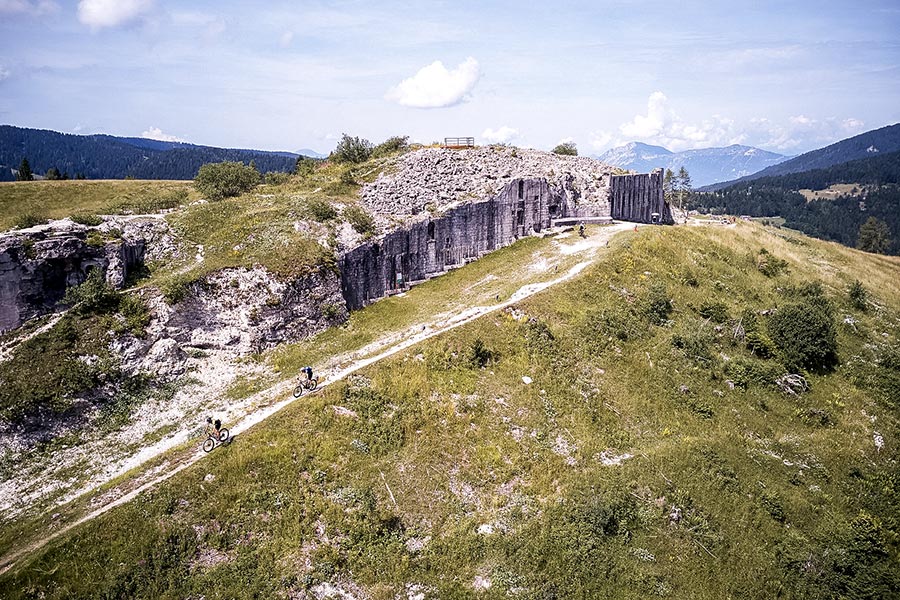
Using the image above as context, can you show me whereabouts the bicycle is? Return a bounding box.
[293,376,319,398]
[202,427,230,453]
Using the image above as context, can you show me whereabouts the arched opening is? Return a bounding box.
[427,221,435,241]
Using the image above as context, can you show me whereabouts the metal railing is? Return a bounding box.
[443,137,475,148]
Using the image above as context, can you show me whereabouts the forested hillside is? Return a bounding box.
[0,126,300,181]
[703,123,900,190]
[691,151,900,254]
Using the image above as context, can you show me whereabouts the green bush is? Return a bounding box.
[580,307,645,355]
[295,156,318,177]
[552,142,578,156]
[264,171,290,185]
[768,289,838,371]
[756,248,788,277]
[849,280,868,311]
[160,274,193,305]
[14,212,47,229]
[724,357,785,389]
[698,301,729,323]
[305,198,338,222]
[118,294,151,337]
[672,327,714,366]
[71,213,103,226]
[643,282,673,325]
[63,268,120,314]
[372,136,409,158]
[344,205,375,235]
[194,161,260,201]
[330,134,373,164]
[741,309,774,357]
[463,338,494,369]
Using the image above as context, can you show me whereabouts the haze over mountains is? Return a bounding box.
[597,142,790,187]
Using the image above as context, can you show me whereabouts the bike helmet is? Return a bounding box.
[207,416,213,424]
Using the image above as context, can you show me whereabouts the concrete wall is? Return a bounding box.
[609,168,673,224]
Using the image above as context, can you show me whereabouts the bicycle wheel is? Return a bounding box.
[307,377,319,391]
[202,437,215,453]
[293,384,304,398]
[218,428,230,442]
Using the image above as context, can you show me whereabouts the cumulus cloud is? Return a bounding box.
[142,126,185,143]
[77,0,154,30]
[617,92,742,151]
[481,126,519,144]
[386,57,479,108]
[747,115,866,152]
[0,0,58,15]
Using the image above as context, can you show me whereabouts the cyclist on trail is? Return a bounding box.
[302,365,314,382]
[578,222,585,237]
[206,416,222,438]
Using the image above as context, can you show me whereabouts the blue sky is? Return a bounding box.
[1,0,898,155]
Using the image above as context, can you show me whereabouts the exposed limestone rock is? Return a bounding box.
[151,266,347,355]
[360,146,622,226]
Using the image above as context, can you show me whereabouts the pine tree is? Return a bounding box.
[663,168,675,204]
[856,216,891,254]
[675,166,693,210]
[45,167,61,180]
[16,158,34,181]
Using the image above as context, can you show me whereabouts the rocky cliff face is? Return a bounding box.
[152,266,346,356]
[0,222,146,332]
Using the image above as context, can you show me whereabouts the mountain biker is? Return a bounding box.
[206,416,222,439]
[302,366,314,382]
[578,222,585,237]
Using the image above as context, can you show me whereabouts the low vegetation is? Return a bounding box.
[552,141,578,156]
[0,180,196,231]
[2,223,897,598]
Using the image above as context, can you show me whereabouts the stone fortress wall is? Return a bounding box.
[340,169,670,310]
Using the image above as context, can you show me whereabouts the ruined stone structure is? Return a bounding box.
[609,169,673,224]
[341,169,670,310]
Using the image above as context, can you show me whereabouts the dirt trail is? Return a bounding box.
[0,222,632,575]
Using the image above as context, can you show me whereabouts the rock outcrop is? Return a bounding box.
[360,146,620,225]
[0,223,146,332]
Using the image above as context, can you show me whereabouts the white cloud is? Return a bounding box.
[617,92,750,151]
[386,57,479,108]
[0,0,58,15]
[77,0,154,30]
[0,65,9,81]
[748,115,866,152]
[588,131,613,151]
[481,126,519,144]
[142,126,185,143]
[279,31,294,48]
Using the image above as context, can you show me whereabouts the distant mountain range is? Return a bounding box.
[701,122,900,190]
[0,125,314,181]
[596,142,790,187]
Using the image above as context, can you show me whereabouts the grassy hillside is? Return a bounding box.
[2,223,897,599]
[0,179,197,230]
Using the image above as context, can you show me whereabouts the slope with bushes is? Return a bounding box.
[2,223,897,599]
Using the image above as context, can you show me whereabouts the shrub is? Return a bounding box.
[295,156,318,177]
[756,248,788,277]
[118,294,151,337]
[372,136,409,158]
[264,171,291,185]
[14,212,47,229]
[63,268,120,314]
[339,168,357,186]
[330,134,373,164]
[160,274,193,305]
[580,307,645,355]
[552,142,578,156]
[740,309,774,358]
[768,296,838,372]
[698,301,729,323]
[849,280,868,311]
[71,213,103,226]
[344,205,375,235]
[463,338,494,369]
[672,328,714,366]
[194,161,260,201]
[724,357,785,389]
[643,282,673,325]
[305,198,338,222]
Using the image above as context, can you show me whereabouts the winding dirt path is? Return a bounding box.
[0,222,632,575]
